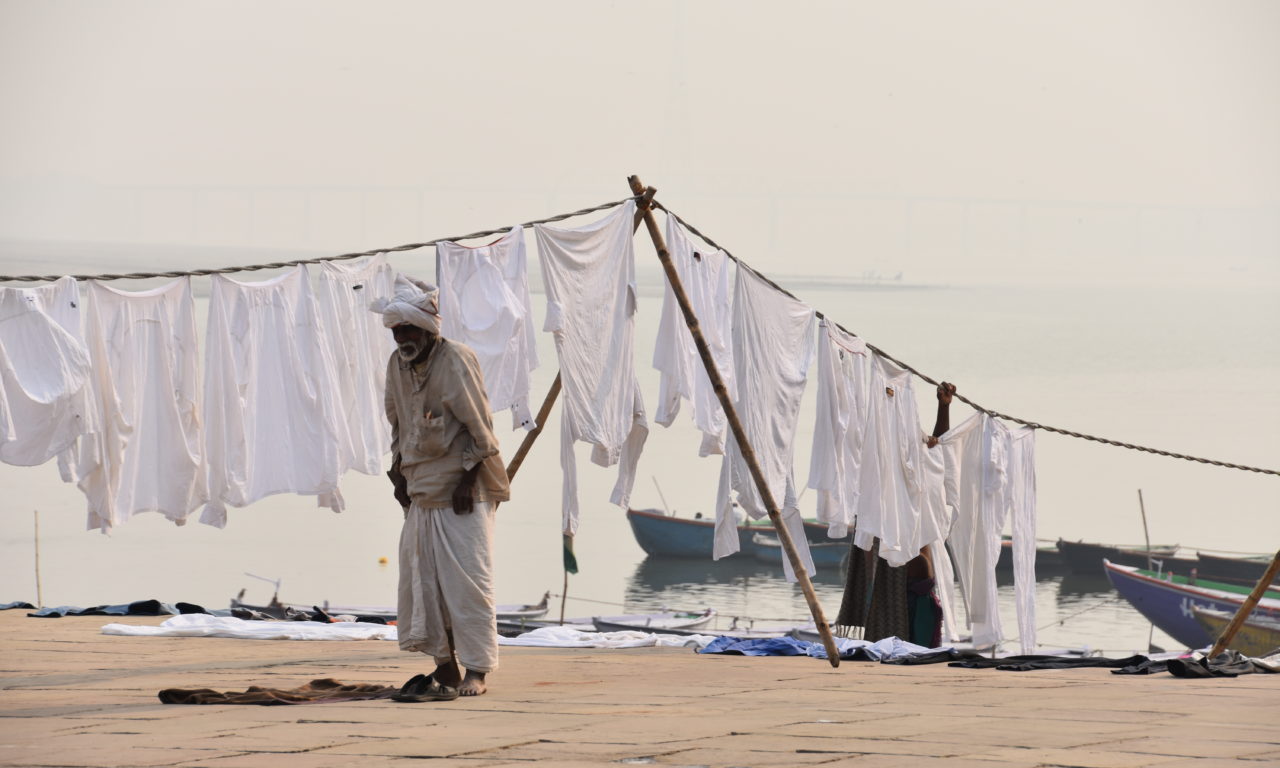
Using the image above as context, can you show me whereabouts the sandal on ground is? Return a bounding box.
[391,674,459,703]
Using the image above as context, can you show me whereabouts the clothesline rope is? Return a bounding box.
[0,195,645,283]
[653,200,1280,478]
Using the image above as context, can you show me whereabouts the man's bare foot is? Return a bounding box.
[458,670,486,696]
[431,659,462,688]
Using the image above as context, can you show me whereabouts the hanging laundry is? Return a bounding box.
[0,276,94,477]
[436,227,540,432]
[854,354,946,568]
[202,266,346,528]
[652,214,734,456]
[713,263,816,582]
[316,254,396,476]
[806,319,869,539]
[533,201,648,535]
[1006,424,1038,653]
[938,411,1010,650]
[77,278,206,532]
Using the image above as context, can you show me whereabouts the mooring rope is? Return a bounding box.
[654,200,1279,478]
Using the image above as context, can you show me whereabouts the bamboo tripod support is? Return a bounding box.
[1208,549,1280,658]
[627,175,841,667]
[504,373,562,481]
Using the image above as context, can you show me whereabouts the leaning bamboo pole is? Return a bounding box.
[627,175,841,667]
[1208,549,1280,658]
[504,373,562,481]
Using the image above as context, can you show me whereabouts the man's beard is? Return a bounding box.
[396,340,423,361]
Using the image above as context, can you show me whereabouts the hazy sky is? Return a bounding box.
[1,0,1277,285]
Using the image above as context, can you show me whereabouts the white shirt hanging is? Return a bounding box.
[534,201,648,535]
[0,276,93,477]
[652,214,735,456]
[806,319,869,539]
[1006,424,1038,654]
[202,266,345,528]
[713,263,816,582]
[436,227,540,432]
[316,254,396,476]
[77,278,206,532]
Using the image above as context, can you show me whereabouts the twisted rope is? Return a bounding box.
[0,195,642,283]
[654,200,1279,478]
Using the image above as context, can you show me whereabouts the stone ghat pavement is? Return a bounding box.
[0,612,1277,768]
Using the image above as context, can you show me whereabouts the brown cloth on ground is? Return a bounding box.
[835,537,910,642]
[158,678,397,706]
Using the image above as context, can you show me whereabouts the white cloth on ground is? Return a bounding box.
[939,411,1009,649]
[854,354,943,568]
[806,319,869,539]
[316,254,396,476]
[534,201,648,535]
[0,276,94,475]
[499,625,715,649]
[713,264,816,582]
[437,227,540,431]
[398,500,499,673]
[101,614,398,641]
[652,214,735,456]
[77,278,206,532]
[202,266,345,528]
[1007,424,1038,654]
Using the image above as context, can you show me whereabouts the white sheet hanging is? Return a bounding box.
[202,266,345,528]
[436,227,539,431]
[0,276,93,476]
[1007,424,1038,654]
[534,201,648,534]
[713,263,816,582]
[652,214,734,456]
[316,254,396,476]
[806,320,869,539]
[78,278,206,532]
[939,411,1009,649]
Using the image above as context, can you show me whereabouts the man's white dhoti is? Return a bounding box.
[397,501,498,673]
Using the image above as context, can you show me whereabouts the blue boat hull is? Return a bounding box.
[1104,561,1280,649]
[626,508,846,559]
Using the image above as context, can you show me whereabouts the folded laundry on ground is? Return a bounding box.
[103,614,398,641]
[30,599,178,618]
[698,635,956,662]
[159,678,396,705]
[1,601,35,610]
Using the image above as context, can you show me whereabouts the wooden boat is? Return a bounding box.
[750,533,848,570]
[1195,553,1280,586]
[1056,539,1180,573]
[1191,607,1280,657]
[590,608,716,631]
[994,537,1066,571]
[627,507,845,559]
[1103,560,1280,649]
[591,617,807,639]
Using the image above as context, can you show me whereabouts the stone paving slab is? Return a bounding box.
[1,612,1277,767]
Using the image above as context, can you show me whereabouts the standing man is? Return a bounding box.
[372,274,509,698]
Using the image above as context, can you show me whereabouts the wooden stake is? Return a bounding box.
[504,373,562,482]
[1138,489,1152,570]
[34,509,43,608]
[627,175,841,668]
[1208,549,1280,657]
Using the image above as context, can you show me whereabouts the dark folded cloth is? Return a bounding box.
[1,601,36,610]
[28,599,175,618]
[159,678,398,705]
[949,654,1150,671]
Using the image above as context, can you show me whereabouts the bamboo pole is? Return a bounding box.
[504,373,562,481]
[34,509,43,608]
[1208,549,1280,657]
[627,175,841,667]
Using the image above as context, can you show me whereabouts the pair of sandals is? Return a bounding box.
[391,673,459,703]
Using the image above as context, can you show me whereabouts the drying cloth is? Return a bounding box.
[35,600,175,617]
[158,678,397,705]
[316,254,396,476]
[101,614,398,640]
[699,634,952,662]
[437,227,540,431]
[398,501,499,673]
[1006,424,1038,654]
[713,264,816,582]
[1,601,35,610]
[78,278,206,532]
[499,626,714,649]
[202,266,346,527]
[383,338,510,508]
[652,214,734,456]
[807,319,869,539]
[0,276,94,475]
[950,654,1150,671]
[534,201,648,534]
[938,411,1009,649]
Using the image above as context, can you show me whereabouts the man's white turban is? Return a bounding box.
[370,273,440,335]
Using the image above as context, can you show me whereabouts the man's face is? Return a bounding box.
[392,324,431,362]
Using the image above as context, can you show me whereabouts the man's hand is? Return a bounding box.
[387,455,410,510]
[936,381,956,405]
[452,465,481,515]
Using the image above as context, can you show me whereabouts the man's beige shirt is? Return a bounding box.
[385,339,510,508]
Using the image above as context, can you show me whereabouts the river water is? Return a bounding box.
[1,257,1276,656]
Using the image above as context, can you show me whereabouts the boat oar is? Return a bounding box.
[1208,548,1280,657]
